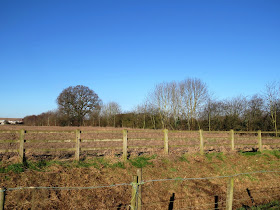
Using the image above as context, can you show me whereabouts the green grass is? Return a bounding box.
[169,167,177,172]
[237,200,280,209]
[0,163,25,173]
[75,161,99,168]
[239,151,262,156]
[129,155,156,168]
[0,158,127,173]
[264,150,280,159]
[205,152,226,161]
[26,160,48,171]
[178,154,190,163]
[73,158,126,169]
[111,161,125,169]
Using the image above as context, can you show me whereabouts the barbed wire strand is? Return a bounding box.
[175,201,222,209]
[3,182,131,192]
[143,170,280,184]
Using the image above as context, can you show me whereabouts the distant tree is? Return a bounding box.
[221,96,248,130]
[23,115,38,126]
[179,78,208,130]
[100,102,122,127]
[57,85,102,126]
[244,95,264,131]
[264,82,280,134]
[135,101,150,129]
[201,97,221,131]
[148,82,176,129]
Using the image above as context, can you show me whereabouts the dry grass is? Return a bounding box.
[1,126,280,209]
[0,151,280,209]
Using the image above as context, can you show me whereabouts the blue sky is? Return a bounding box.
[1,0,280,118]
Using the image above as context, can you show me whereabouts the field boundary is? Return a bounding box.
[0,129,280,162]
[1,170,280,209]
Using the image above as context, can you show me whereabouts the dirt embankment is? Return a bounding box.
[0,152,280,209]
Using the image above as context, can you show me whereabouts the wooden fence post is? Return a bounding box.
[19,129,26,163]
[258,130,263,152]
[163,129,169,155]
[230,129,235,151]
[214,195,219,210]
[131,175,138,210]
[0,187,5,210]
[199,129,204,155]
[75,130,81,161]
[123,130,128,161]
[137,168,142,210]
[226,177,234,210]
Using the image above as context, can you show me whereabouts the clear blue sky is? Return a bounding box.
[1,0,279,118]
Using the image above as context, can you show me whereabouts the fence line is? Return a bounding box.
[1,170,279,192]
[0,170,280,210]
[0,129,280,163]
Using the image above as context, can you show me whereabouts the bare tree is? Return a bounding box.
[57,85,102,126]
[223,96,248,118]
[265,82,280,135]
[101,102,122,127]
[179,78,208,130]
[201,94,219,131]
[148,81,180,129]
[135,101,149,129]
[145,103,158,129]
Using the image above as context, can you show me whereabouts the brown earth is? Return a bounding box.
[0,152,280,209]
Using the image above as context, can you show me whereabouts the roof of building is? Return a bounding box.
[0,118,23,121]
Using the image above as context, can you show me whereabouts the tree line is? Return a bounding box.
[23,80,280,133]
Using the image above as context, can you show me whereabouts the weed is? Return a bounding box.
[265,150,280,159]
[205,152,225,161]
[237,200,280,209]
[75,161,98,168]
[244,174,258,182]
[205,153,215,161]
[170,167,177,172]
[111,161,125,169]
[129,155,155,168]
[216,153,226,161]
[46,160,72,168]
[240,151,262,156]
[0,163,25,173]
[26,160,48,171]
[161,158,170,164]
[178,155,190,163]
[95,158,110,168]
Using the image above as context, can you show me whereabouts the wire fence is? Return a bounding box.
[1,128,280,163]
[1,170,280,209]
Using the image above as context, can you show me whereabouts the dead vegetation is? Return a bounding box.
[0,126,280,209]
[0,149,280,209]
